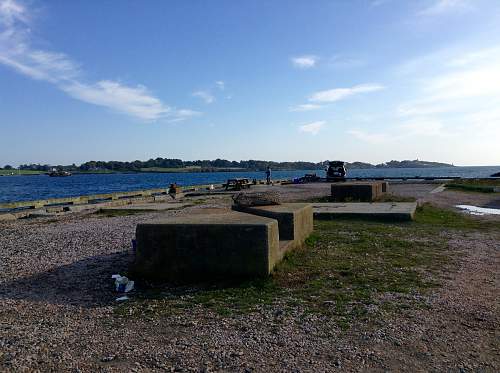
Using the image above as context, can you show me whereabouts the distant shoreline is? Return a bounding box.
[2,159,458,176]
[0,165,466,177]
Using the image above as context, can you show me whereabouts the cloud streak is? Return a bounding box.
[0,0,192,122]
[309,83,385,103]
[298,121,325,135]
[192,90,215,104]
[291,55,318,69]
[289,103,323,112]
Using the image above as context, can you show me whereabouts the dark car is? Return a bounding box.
[326,161,346,181]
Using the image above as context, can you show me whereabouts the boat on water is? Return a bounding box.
[48,170,72,177]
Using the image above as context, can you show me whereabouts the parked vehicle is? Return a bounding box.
[326,161,346,181]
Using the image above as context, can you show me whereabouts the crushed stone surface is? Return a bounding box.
[1,184,499,372]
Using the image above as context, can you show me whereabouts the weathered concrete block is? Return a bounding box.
[331,182,385,202]
[313,202,417,221]
[131,212,280,281]
[232,203,313,243]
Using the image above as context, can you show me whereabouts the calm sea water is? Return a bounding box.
[1,166,499,204]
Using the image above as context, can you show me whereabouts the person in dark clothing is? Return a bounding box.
[265,166,272,185]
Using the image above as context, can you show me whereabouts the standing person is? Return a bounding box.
[266,166,272,185]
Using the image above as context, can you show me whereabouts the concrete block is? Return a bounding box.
[232,203,313,243]
[331,182,385,202]
[313,202,417,221]
[131,212,281,281]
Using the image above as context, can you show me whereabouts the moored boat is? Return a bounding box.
[48,170,72,177]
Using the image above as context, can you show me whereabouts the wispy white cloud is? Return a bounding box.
[349,118,450,145]
[291,55,318,69]
[418,0,472,16]
[426,64,500,100]
[309,83,385,103]
[298,121,325,135]
[192,90,215,104]
[0,0,192,122]
[215,80,225,90]
[167,109,202,123]
[61,81,170,121]
[398,47,500,119]
[346,45,499,164]
[446,47,500,67]
[0,0,27,25]
[289,103,323,112]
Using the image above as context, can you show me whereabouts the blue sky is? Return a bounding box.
[1,0,499,166]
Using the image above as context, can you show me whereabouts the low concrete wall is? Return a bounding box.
[0,188,169,210]
[131,212,281,281]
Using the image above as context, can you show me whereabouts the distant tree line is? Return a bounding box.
[1,159,454,172]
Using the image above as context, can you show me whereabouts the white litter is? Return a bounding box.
[111,274,135,293]
[116,295,129,302]
[456,205,500,216]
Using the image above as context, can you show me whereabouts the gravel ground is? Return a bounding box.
[0,184,499,372]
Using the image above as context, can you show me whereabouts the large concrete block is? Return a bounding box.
[131,212,280,281]
[232,203,313,244]
[331,182,385,202]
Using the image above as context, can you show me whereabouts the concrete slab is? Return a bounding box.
[131,211,282,281]
[331,182,386,202]
[313,202,417,221]
[232,203,313,243]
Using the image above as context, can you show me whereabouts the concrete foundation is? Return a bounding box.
[232,203,313,243]
[313,202,417,221]
[131,212,282,281]
[331,182,387,202]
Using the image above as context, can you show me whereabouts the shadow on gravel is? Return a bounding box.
[0,251,132,308]
[484,198,500,209]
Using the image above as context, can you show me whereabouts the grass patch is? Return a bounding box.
[116,204,496,326]
[139,166,202,173]
[95,208,155,217]
[414,203,499,230]
[446,178,500,193]
[0,170,44,176]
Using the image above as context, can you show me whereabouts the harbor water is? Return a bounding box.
[1,166,499,204]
